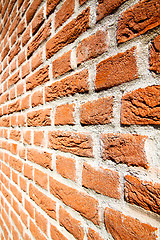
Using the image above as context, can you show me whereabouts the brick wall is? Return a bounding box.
[0,0,160,239]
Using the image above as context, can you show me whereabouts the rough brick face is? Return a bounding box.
[121,85,160,125]
[0,0,160,239]
[54,103,75,125]
[125,175,160,215]
[45,70,89,102]
[95,47,138,91]
[117,0,160,44]
[48,131,93,157]
[49,177,99,224]
[82,163,120,199]
[77,30,108,64]
[149,34,160,73]
[59,206,84,240]
[46,8,90,59]
[80,97,113,125]
[101,133,148,168]
[104,207,157,240]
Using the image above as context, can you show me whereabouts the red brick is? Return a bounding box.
[55,0,75,29]
[95,47,138,91]
[9,129,21,141]
[11,31,17,47]
[25,199,34,218]
[18,50,26,67]
[27,148,52,169]
[21,94,30,111]
[48,130,93,157]
[97,0,127,21]
[59,206,84,240]
[117,0,160,44]
[9,13,21,37]
[29,183,56,219]
[101,133,149,168]
[11,211,23,236]
[30,219,47,240]
[149,34,160,73]
[125,175,160,215]
[46,0,61,16]
[20,209,28,227]
[77,30,108,64]
[50,225,67,240]
[9,41,21,63]
[17,81,24,96]
[79,0,87,5]
[45,70,89,102]
[10,184,22,203]
[19,176,27,192]
[27,19,51,58]
[9,156,23,172]
[1,67,9,83]
[46,8,90,59]
[22,26,30,47]
[1,42,9,61]
[23,131,31,145]
[27,108,51,127]
[104,207,157,240]
[49,177,99,224]
[56,155,76,181]
[121,85,160,125]
[8,71,20,88]
[26,65,49,91]
[31,49,43,71]
[26,0,43,24]
[31,89,43,107]
[10,59,17,73]
[22,61,30,79]
[34,131,44,146]
[87,228,104,240]
[35,210,48,235]
[52,50,72,78]
[82,163,120,199]
[17,17,26,36]
[55,103,75,125]
[32,7,44,35]
[80,97,113,125]
[34,168,48,190]
[24,163,33,180]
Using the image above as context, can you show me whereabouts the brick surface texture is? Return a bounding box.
[0,0,159,239]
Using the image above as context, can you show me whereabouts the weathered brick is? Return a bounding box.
[26,0,43,24]
[48,131,93,157]
[31,49,43,71]
[8,71,20,88]
[35,210,48,235]
[27,20,51,58]
[30,219,47,240]
[52,50,72,78]
[46,8,90,59]
[27,148,52,169]
[104,207,157,240]
[59,206,84,240]
[55,0,75,29]
[27,108,51,127]
[29,183,56,219]
[80,97,113,125]
[95,47,138,91]
[149,34,160,73]
[50,225,68,240]
[34,168,48,190]
[23,130,31,145]
[31,90,43,107]
[121,85,160,125]
[117,0,160,44]
[49,177,99,224]
[32,7,44,35]
[46,0,61,16]
[125,175,160,215]
[55,103,75,125]
[77,30,108,64]
[22,26,30,47]
[17,17,26,36]
[9,41,21,63]
[87,228,104,240]
[56,155,76,181]
[101,133,148,168]
[34,131,44,146]
[45,70,89,102]
[22,61,30,79]
[97,0,127,21]
[9,129,21,141]
[1,42,9,61]
[82,163,120,199]
[18,50,26,67]
[26,65,49,91]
